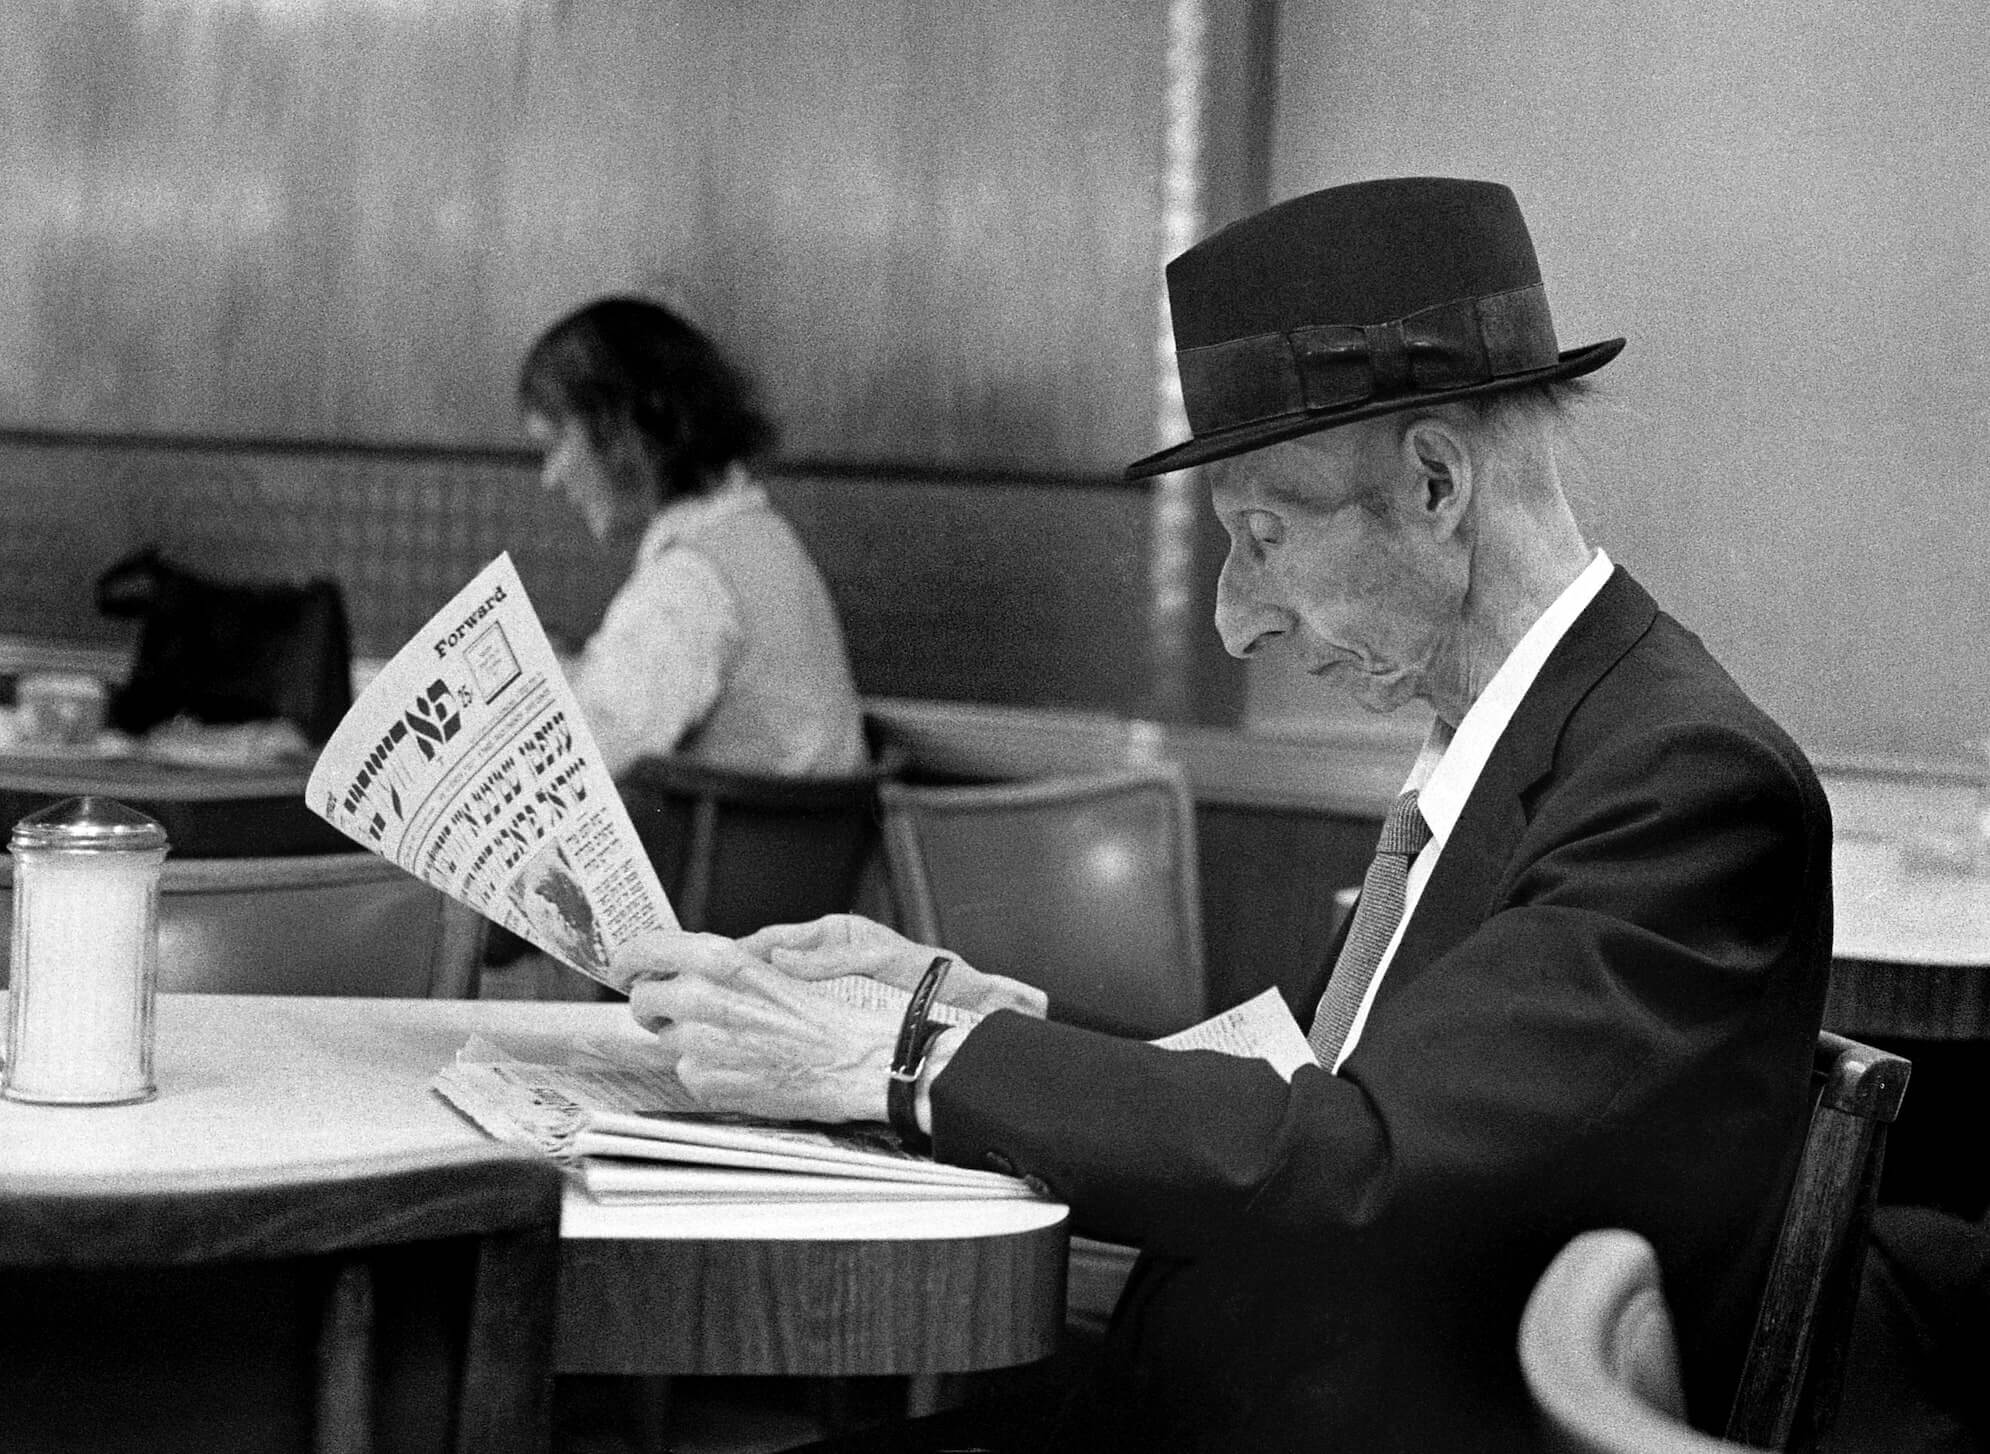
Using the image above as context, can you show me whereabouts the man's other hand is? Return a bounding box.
[740,914,1048,1019]
[624,932,901,1123]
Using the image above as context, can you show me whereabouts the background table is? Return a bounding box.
[1827,835,1990,1040]
[1820,772,1990,1219]
[0,994,1069,1377]
[1823,773,1990,1041]
[0,753,348,856]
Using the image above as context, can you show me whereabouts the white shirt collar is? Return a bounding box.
[1408,549,1615,841]
[638,467,766,561]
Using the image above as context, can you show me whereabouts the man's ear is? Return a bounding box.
[1398,415,1473,540]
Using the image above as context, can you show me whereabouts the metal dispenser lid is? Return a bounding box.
[9,796,169,853]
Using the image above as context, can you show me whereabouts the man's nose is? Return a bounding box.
[1214,556,1290,659]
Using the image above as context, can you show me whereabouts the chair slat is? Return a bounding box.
[1725,1032,1912,1451]
[314,1257,377,1454]
[452,1225,560,1454]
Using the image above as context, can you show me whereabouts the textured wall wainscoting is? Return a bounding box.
[0,433,1218,720]
[0,434,612,659]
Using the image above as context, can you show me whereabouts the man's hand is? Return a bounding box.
[623,933,902,1123]
[740,914,1048,1019]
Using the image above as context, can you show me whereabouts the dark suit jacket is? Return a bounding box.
[931,568,1834,1453]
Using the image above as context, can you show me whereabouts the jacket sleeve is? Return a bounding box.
[929,720,1830,1258]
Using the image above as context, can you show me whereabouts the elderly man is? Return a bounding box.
[627,177,1833,1452]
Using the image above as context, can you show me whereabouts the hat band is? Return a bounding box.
[1174,283,1560,437]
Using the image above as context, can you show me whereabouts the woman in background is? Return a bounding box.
[518,296,867,778]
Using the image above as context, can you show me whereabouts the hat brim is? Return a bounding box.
[1124,337,1625,481]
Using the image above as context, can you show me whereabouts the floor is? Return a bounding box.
[551,1345,1100,1454]
[661,1381,831,1454]
[553,1374,908,1454]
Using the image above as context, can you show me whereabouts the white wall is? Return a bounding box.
[1255,0,1990,772]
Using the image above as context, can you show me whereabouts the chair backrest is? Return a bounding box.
[0,1146,563,1454]
[0,767,351,856]
[879,765,1208,1038]
[617,750,896,937]
[1725,1029,1912,1450]
[0,853,487,997]
[1520,1227,1748,1454]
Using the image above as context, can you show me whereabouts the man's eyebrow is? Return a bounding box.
[1211,458,1347,516]
[1257,473,1353,515]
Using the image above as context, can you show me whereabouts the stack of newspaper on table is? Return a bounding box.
[430,1008,1044,1204]
[305,553,1318,1204]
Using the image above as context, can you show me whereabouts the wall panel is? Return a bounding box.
[0,0,1284,722]
[0,432,1164,714]
[0,0,1167,475]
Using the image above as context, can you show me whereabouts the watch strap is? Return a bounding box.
[888,956,954,1151]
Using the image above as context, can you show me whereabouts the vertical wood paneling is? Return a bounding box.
[0,0,1169,474]
[0,1,1282,723]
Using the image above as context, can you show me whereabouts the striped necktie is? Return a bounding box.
[1309,789,1432,1068]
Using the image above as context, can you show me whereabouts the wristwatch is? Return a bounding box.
[887,955,953,1152]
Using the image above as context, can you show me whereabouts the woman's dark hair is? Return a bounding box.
[517,296,775,506]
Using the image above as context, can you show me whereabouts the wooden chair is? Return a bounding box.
[880,765,1210,1340]
[0,852,487,997]
[1519,1227,1747,1454]
[1522,1031,1911,1454]
[0,1145,563,1454]
[1726,1030,1912,1450]
[617,750,899,938]
[878,765,1209,1039]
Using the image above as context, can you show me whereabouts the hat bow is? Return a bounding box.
[1174,282,1559,436]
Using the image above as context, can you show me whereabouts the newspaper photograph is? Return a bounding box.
[305,552,679,991]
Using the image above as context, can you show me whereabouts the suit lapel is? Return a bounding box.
[1378,567,1660,999]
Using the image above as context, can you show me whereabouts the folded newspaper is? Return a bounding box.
[308,553,1318,1203]
[306,551,677,992]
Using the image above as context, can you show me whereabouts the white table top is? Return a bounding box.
[0,993,1066,1244]
[1824,774,1990,967]
[1833,836,1990,967]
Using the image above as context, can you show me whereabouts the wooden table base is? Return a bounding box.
[558,1225,1068,1377]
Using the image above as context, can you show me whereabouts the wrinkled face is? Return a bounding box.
[524,411,648,544]
[1209,422,1461,715]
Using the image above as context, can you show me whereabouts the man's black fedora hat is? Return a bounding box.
[1125,177,1624,480]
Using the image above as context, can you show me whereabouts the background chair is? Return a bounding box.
[879,764,1208,1039]
[0,762,350,857]
[617,749,900,939]
[0,1146,563,1454]
[0,852,487,997]
[880,764,1210,1342]
[1519,1227,1747,1454]
[1726,1030,1912,1450]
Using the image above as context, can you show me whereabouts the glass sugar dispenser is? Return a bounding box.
[3,796,168,1105]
